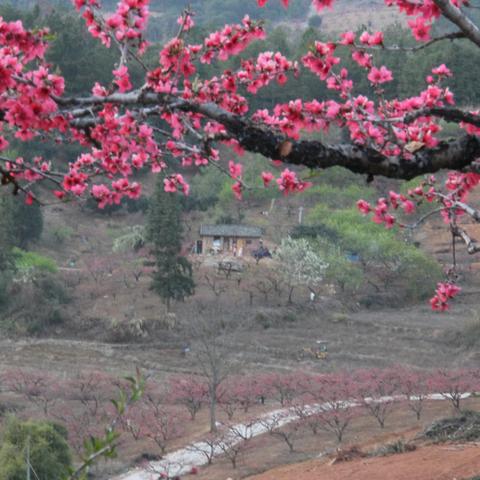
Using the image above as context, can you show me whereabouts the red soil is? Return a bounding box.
[250,443,480,480]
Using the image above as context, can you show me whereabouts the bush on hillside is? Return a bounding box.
[0,417,72,480]
[305,207,442,304]
[13,248,57,278]
[423,411,480,442]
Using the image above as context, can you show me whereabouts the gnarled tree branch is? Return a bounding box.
[434,0,480,48]
[51,87,480,181]
[452,225,480,254]
[404,106,480,127]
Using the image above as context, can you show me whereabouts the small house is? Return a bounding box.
[196,224,263,256]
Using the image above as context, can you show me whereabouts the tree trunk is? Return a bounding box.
[287,286,294,304]
[210,379,218,433]
[285,436,294,452]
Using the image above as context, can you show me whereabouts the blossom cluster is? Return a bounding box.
[430,282,461,311]
[74,0,149,52]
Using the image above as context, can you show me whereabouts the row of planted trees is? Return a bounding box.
[0,366,478,471]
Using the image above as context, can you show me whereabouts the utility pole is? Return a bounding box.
[26,436,31,480]
[298,206,304,225]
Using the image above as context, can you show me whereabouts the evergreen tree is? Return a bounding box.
[147,176,194,311]
[12,201,43,248]
[0,192,15,309]
[0,192,15,271]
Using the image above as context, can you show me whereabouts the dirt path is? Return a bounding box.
[110,394,472,480]
[250,443,480,480]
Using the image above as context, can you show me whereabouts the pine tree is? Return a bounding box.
[0,192,16,308]
[146,176,194,311]
[0,192,15,271]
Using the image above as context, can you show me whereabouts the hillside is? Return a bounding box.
[0,0,404,39]
[12,164,478,374]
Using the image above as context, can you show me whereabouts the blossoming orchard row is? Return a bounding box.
[1,366,478,462]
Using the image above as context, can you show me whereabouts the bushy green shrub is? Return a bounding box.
[112,225,146,252]
[304,183,376,209]
[36,275,70,305]
[13,248,57,275]
[323,248,364,295]
[51,226,74,244]
[0,417,72,480]
[306,207,442,303]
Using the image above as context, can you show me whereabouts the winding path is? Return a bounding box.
[112,392,472,480]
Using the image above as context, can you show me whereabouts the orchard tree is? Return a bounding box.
[396,367,432,421]
[3,368,60,416]
[192,317,238,433]
[258,411,302,453]
[2,1,480,310]
[356,368,400,429]
[428,368,477,412]
[124,402,184,455]
[169,374,208,421]
[298,372,360,443]
[146,175,194,312]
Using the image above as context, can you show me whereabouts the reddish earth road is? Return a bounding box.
[251,444,480,480]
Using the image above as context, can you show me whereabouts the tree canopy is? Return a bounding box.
[147,175,195,310]
[0,418,72,480]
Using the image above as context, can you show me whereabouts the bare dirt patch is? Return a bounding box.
[249,442,480,480]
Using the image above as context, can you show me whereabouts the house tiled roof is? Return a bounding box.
[200,224,263,238]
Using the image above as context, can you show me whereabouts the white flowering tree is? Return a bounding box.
[274,237,328,304]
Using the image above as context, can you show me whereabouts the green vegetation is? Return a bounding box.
[0,193,15,272]
[303,183,377,209]
[0,418,72,480]
[306,205,442,304]
[12,201,43,249]
[51,225,74,245]
[0,192,45,309]
[321,244,364,295]
[294,168,443,306]
[13,248,57,276]
[147,176,195,311]
[112,225,146,253]
[182,166,225,212]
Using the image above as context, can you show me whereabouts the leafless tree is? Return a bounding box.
[258,412,302,453]
[187,434,220,465]
[204,274,227,298]
[185,306,242,433]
